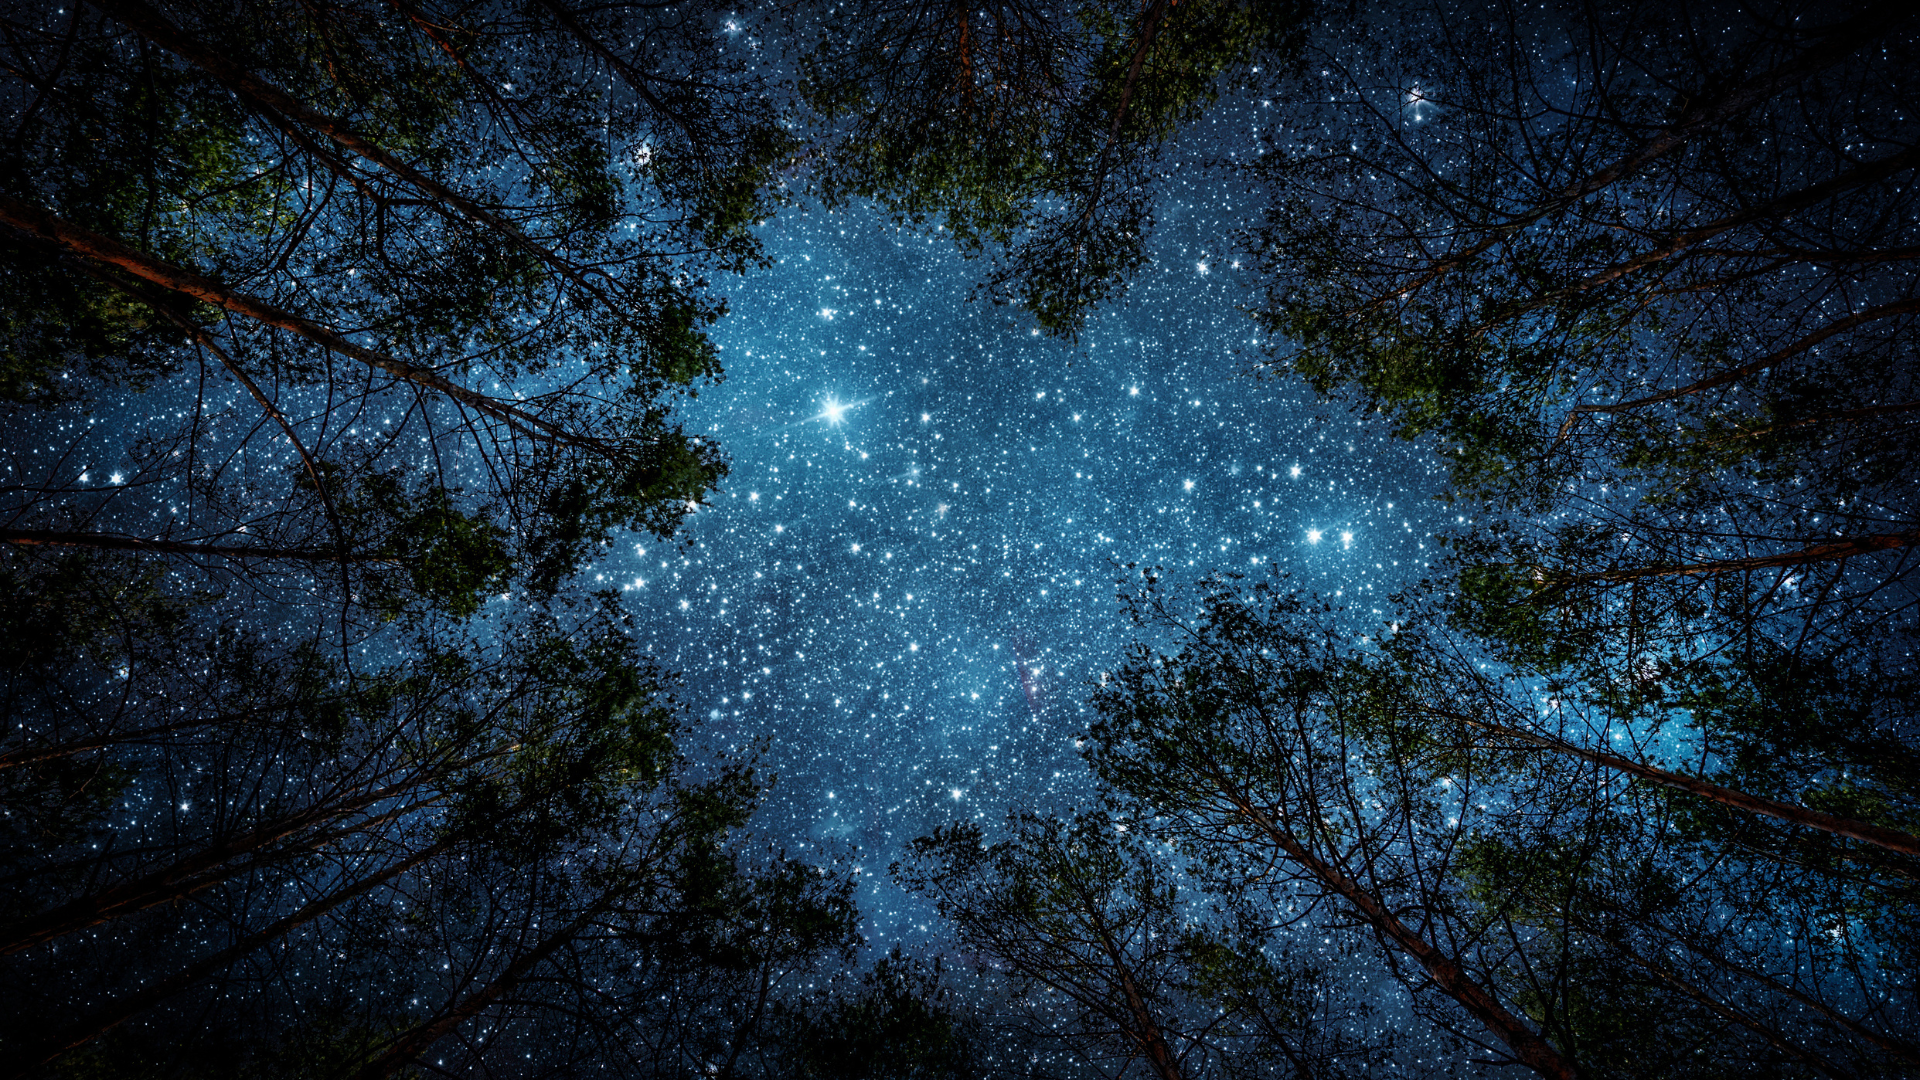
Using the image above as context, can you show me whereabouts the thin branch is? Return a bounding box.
[1364,4,1907,310]
[1561,297,1920,424]
[0,193,605,451]
[1427,706,1920,858]
[1,529,390,563]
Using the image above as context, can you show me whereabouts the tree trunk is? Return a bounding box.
[1616,944,1851,1079]
[1579,894,1920,1068]
[0,193,597,451]
[1554,529,1920,587]
[1686,400,1920,451]
[88,0,649,340]
[1204,766,1581,1080]
[351,900,607,1080]
[0,778,426,954]
[1563,146,1920,295]
[1076,0,1173,230]
[1564,297,1920,423]
[27,837,458,1069]
[1429,707,1920,857]
[1107,941,1186,1080]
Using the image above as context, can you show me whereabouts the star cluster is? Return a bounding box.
[613,185,1449,939]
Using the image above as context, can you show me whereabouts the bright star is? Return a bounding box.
[1308,529,1323,544]
[817,397,849,424]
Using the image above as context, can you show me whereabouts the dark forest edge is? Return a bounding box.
[1,0,1913,1077]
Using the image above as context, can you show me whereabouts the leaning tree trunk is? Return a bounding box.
[1562,296,1920,424]
[1542,529,1920,588]
[0,194,598,451]
[88,0,650,340]
[2,529,386,563]
[0,778,431,954]
[1429,707,1920,857]
[1202,764,1581,1080]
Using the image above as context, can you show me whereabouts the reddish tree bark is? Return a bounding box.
[1201,763,1580,1080]
[88,0,649,338]
[1428,708,1920,857]
[0,193,597,450]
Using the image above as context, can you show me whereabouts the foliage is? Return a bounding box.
[0,0,768,621]
[1081,568,1920,1077]
[796,0,1310,337]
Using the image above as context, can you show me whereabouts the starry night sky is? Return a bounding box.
[612,132,1452,939]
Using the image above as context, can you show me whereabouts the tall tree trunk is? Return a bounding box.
[530,0,699,141]
[1561,297,1920,426]
[1428,707,1920,857]
[0,778,429,954]
[1616,944,1851,1079]
[1202,763,1581,1080]
[88,0,651,340]
[0,194,598,451]
[1684,400,1920,451]
[0,706,315,771]
[1476,146,1920,335]
[1076,0,1172,231]
[1577,895,1920,1068]
[1101,933,1186,1080]
[1548,529,1920,587]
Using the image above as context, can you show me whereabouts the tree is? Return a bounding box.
[899,810,1369,1079]
[795,0,1309,337]
[1085,569,1918,1077]
[769,947,976,1080]
[0,7,914,1076]
[1244,1,1920,681]
[0,572,884,1079]
[0,584,625,1045]
[0,0,786,624]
